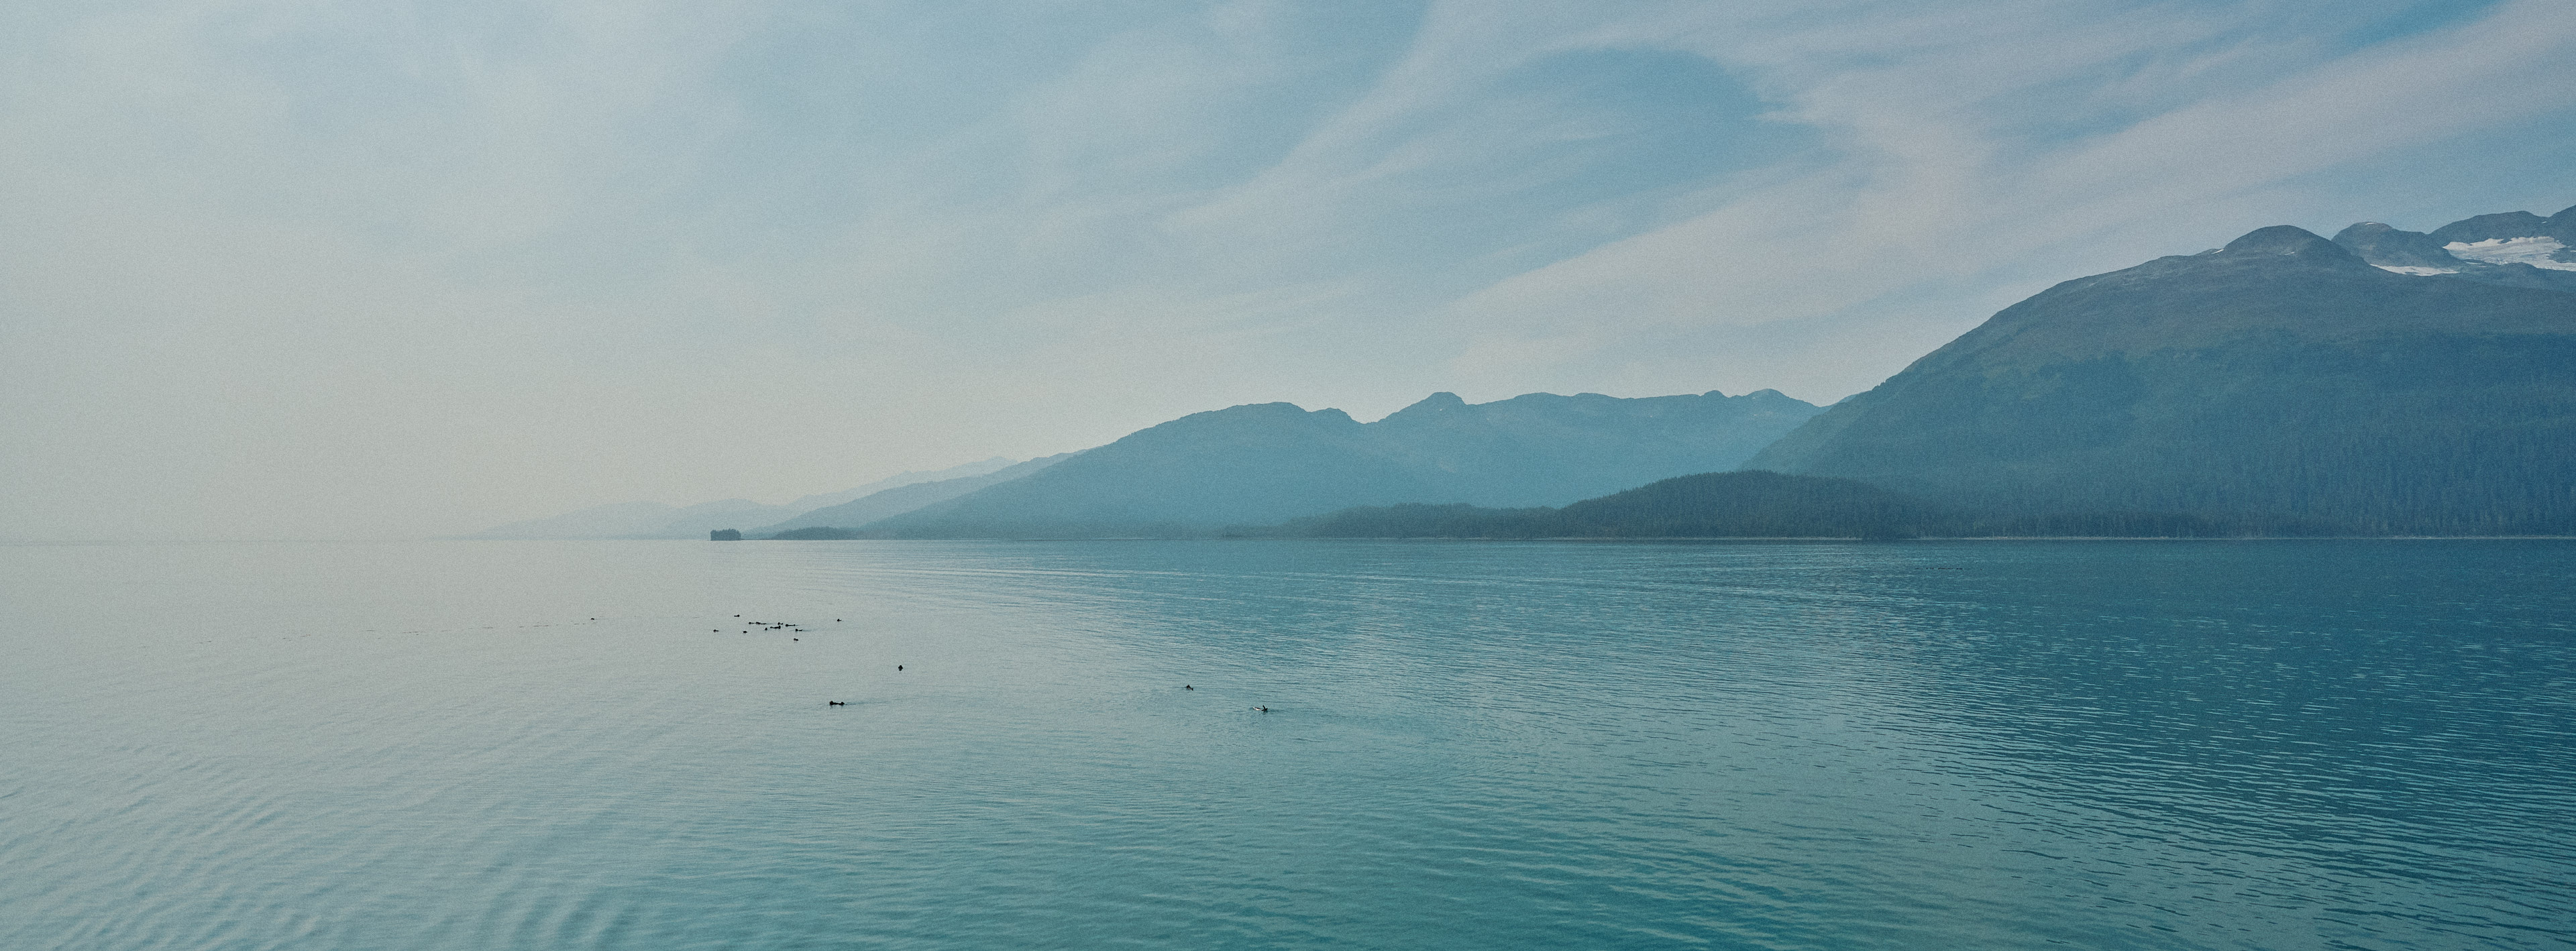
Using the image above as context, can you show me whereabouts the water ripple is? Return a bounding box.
[3,539,2573,949]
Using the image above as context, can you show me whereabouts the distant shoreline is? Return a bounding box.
[720,534,2576,543]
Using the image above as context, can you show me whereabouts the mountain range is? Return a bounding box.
[814,389,1823,538]
[492,201,2575,541]
[1203,201,2576,539]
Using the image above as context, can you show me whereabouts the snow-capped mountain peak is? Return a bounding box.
[2328,205,2576,290]
[2445,236,2576,272]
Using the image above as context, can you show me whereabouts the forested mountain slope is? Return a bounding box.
[1745,224,2576,534]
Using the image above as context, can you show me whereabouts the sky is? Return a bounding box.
[5,0,2574,541]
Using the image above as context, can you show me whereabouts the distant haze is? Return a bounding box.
[464,457,1018,539]
[5,1,2574,541]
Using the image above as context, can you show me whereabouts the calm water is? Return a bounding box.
[3,539,2573,950]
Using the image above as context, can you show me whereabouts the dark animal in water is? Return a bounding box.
[827,701,845,706]
[1253,706,1268,713]
[1184,685,1193,690]
[897,665,904,671]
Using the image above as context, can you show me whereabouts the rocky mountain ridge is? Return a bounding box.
[2332,203,2576,292]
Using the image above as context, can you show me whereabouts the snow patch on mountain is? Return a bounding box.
[2446,237,2576,271]
[2375,265,2458,276]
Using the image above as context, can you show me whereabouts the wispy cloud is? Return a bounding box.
[1430,0,2576,394]
[3,0,2569,539]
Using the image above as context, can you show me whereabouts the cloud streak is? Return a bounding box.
[1434,0,2576,392]
[3,0,2569,539]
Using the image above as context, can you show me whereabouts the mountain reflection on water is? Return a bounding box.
[4,539,2571,950]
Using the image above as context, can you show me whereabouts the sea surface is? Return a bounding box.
[3,539,2573,950]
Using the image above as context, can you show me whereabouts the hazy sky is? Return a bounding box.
[6,0,2573,541]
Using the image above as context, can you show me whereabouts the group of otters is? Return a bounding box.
[759,616,1273,713]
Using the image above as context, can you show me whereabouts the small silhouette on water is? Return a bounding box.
[897,665,904,671]
[1252,706,1269,713]
[1184,685,1193,690]
[827,701,845,706]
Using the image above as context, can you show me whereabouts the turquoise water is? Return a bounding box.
[3,539,2573,950]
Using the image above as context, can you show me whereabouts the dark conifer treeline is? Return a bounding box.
[1258,471,1960,539]
[769,526,864,540]
[1256,470,2444,539]
[1740,339,2576,536]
